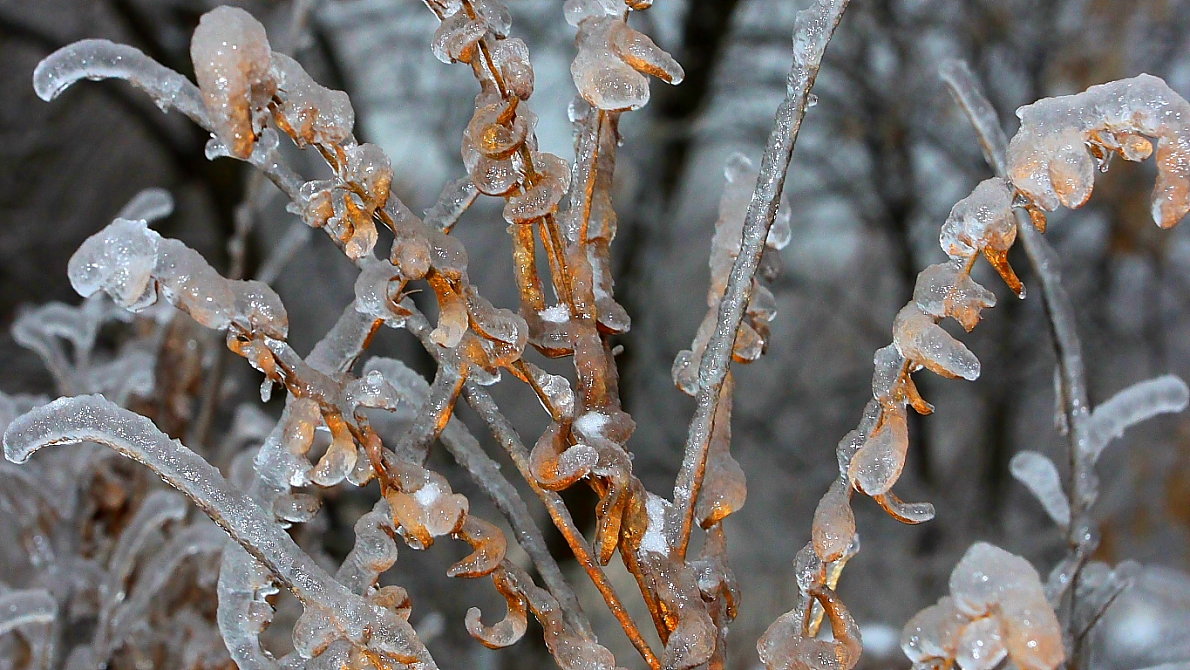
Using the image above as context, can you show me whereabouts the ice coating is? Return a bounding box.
[270,52,354,148]
[491,38,534,100]
[2,395,436,665]
[33,39,209,125]
[913,261,996,332]
[570,16,684,111]
[0,588,56,636]
[903,543,1062,670]
[938,178,1020,296]
[893,304,981,381]
[673,153,790,394]
[190,6,275,159]
[811,478,855,562]
[116,187,175,223]
[431,10,487,64]
[1085,374,1189,463]
[1007,74,1190,228]
[69,218,288,338]
[68,218,159,310]
[1009,451,1071,528]
[847,404,909,495]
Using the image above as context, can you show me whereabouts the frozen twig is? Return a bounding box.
[675,0,851,558]
[3,395,438,667]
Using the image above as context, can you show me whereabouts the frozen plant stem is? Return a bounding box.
[674,0,851,559]
[403,308,661,669]
[941,58,1097,660]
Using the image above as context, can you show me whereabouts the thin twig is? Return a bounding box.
[940,57,1097,661]
[674,0,852,558]
[400,310,660,669]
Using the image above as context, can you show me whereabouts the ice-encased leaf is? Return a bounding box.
[812,478,855,562]
[68,218,159,309]
[190,6,275,159]
[939,178,1016,261]
[270,52,354,147]
[847,404,909,495]
[33,39,208,125]
[1085,374,1189,463]
[1009,451,1070,528]
[893,304,981,381]
[1008,74,1190,228]
[0,588,56,636]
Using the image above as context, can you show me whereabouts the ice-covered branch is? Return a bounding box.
[677,0,850,560]
[3,395,436,667]
[1085,375,1188,464]
[33,39,209,126]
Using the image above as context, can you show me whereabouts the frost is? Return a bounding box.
[1007,74,1190,228]
[640,493,671,555]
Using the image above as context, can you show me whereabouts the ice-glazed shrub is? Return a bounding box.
[5,2,1190,670]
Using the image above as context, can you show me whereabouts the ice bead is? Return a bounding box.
[270,52,354,147]
[1008,74,1190,228]
[913,261,996,332]
[190,6,275,159]
[847,404,909,495]
[68,218,159,309]
[893,304,980,381]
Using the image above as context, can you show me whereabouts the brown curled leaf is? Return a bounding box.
[448,516,507,578]
[465,569,529,648]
